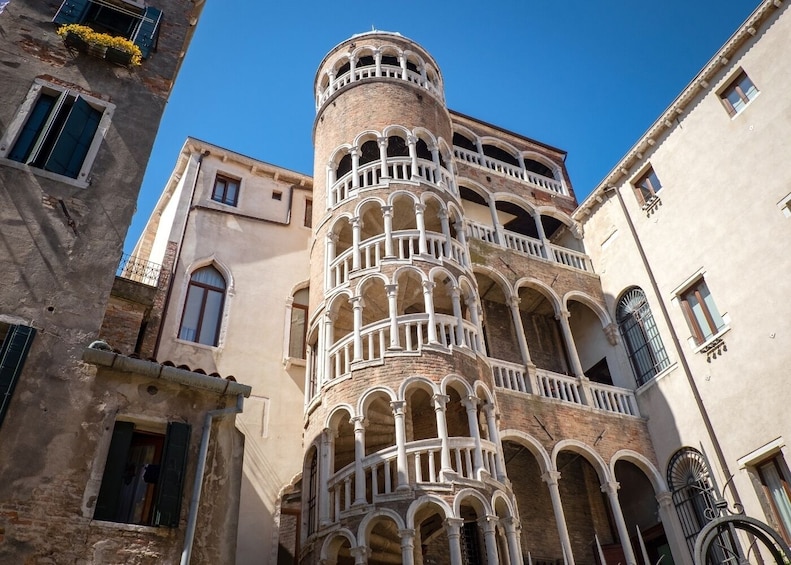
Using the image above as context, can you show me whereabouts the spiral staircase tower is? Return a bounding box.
[302,32,518,564]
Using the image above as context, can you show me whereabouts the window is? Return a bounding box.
[304,198,313,228]
[288,288,309,359]
[0,323,36,428]
[720,71,758,117]
[756,455,791,544]
[272,190,282,201]
[179,266,226,346]
[94,420,190,527]
[634,166,662,206]
[53,0,162,59]
[668,447,738,562]
[0,81,113,182]
[617,288,670,386]
[678,279,725,345]
[212,174,239,206]
[306,449,318,535]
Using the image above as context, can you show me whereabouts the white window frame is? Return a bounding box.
[0,79,114,189]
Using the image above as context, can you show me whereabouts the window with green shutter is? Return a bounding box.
[94,420,190,527]
[0,323,37,428]
[53,0,162,59]
[1,80,113,183]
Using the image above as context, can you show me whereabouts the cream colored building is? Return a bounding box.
[127,1,791,563]
[576,0,791,558]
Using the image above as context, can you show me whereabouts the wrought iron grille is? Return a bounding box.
[116,253,163,287]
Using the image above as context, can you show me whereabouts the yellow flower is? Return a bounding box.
[58,24,143,67]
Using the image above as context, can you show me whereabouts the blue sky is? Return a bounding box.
[126,0,757,251]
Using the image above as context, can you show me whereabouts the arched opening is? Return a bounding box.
[304,446,318,537]
[324,533,354,565]
[476,273,519,364]
[567,298,614,386]
[367,516,403,565]
[358,200,384,246]
[503,439,561,560]
[516,286,568,375]
[482,143,519,167]
[556,450,614,564]
[614,459,673,565]
[357,138,380,187]
[445,385,469,440]
[458,497,488,564]
[524,157,556,179]
[360,278,388,361]
[414,502,451,565]
[495,200,539,241]
[406,385,437,442]
[396,269,426,351]
[363,393,396,499]
[453,132,477,152]
[178,265,226,346]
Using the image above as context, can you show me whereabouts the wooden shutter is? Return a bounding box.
[132,6,162,59]
[0,325,36,427]
[93,421,135,522]
[43,96,101,178]
[154,421,190,527]
[8,94,57,163]
[52,0,91,25]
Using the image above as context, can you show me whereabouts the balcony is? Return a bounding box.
[116,253,162,287]
[468,220,593,273]
[329,230,468,289]
[329,156,457,207]
[327,437,500,520]
[490,358,639,417]
[453,146,567,196]
[326,314,483,383]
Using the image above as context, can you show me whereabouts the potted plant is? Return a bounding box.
[57,24,142,67]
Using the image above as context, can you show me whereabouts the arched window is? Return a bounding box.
[617,287,670,386]
[179,265,226,346]
[305,447,319,535]
[667,447,736,562]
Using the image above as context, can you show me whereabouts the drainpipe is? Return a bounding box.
[603,185,741,506]
[153,149,210,358]
[180,393,245,565]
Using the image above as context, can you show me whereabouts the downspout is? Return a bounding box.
[153,149,210,358]
[603,186,741,505]
[180,393,245,565]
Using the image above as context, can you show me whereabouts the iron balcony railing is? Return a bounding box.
[116,253,163,287]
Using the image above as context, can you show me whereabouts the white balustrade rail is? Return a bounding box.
[549,244,591,272]
[589,382,638,416]
[330,158,456,208]
[329,229,468,288]
[502,230,545,259]
[434,315,482,352]
[494,361,639,417]
[453,146,567,195]
[328,437,498,519]
[536,368,583,405]
[317,63,444,109]
[468,220,497,244]
[491,359,528,393]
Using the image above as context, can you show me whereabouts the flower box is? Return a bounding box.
[58,24,142,67]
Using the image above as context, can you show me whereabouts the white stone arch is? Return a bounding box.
[472,380,494,405]
[427,265,459,288]
[446,199,466,227]
[420,191,448,218]
[534,205,576,231]
[412,126,438,148]
[392,264,429,286]
[179,256,235,347]
[287,279,310,297]
[326,288,353,316]
[382,124,412,139]
[513,277,563,316]
[354,272,391,297]
[358,386,398,419]
[491,191,538,216]
[457,274,478,299]
[551,439,611,483]
[563,290,612,327]
[354,195,387,219]
[350,44,378,63]
[406,494,455,528]
[324,402,357,429]
[327,211,354,235]
[352,129,383,149]
[440,373,474,397]
[472,265,515,302]
[610,449,668,494]
[453,487,493,517]
[184,255,235,296]
[328,143,354,169]
[479,136,521,160]
[499,429,553,474]
[402,48,426,73]
[436,137,453,161]
[491,489,517,519]
[521,150,563,180]
[357,508,406,549]
[330,53,352,75]
[378,43,401,61]
[387,189,420,208]
[452,124,480,148]
[319,528,358,563]
[399,375,439,401]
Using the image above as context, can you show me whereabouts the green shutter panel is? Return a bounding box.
[43,96,101,179]
[52,0,91,25]
[93,421,135,522]
[0,325,36,428]
[154,421,190,527]
[132,7,162,59]
[8,94,57,163]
